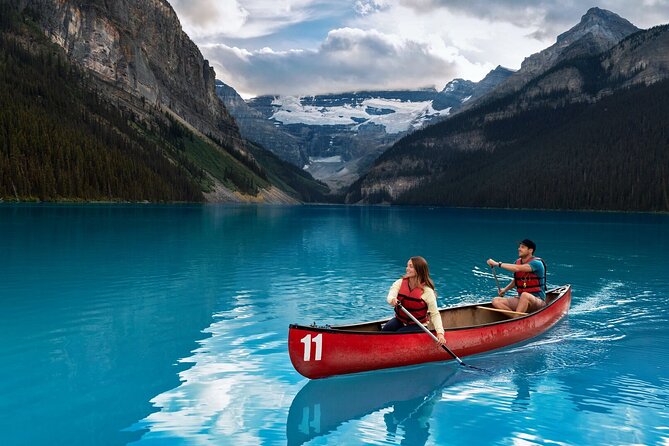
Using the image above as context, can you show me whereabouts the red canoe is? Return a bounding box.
[288,285,571,379]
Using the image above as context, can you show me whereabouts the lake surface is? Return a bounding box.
[1,204,668,445]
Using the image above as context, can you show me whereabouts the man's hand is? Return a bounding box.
[486,258,497,267]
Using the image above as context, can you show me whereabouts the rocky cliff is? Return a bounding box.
[15,0,240,146]
[479,7,639,101]
[2,0,331,203]
[215,81,305,166]
[602,24,669,87]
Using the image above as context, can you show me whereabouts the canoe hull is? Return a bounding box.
[289,285,571,379]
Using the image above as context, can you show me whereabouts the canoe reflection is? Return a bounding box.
[286,363,465,445]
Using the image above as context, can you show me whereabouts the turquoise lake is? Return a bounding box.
[1,204,668,445]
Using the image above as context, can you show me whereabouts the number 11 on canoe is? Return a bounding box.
[300,333,323,361]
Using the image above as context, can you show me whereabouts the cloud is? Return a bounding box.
[345,2,550,70]
[395,0,669,34]
[169,0,341,39]
[354,0,391,16]
[169,0,249,37]
[202,27,491,96]
[171,0,669,97]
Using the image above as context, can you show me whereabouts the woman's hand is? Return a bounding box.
[437,333,446,346]
[486,258,497,267]
[389,297,398,307]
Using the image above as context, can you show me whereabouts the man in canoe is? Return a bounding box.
[383,256,447,345]
[487,239,547,314]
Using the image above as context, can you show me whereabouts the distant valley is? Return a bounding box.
[217,67,513,192]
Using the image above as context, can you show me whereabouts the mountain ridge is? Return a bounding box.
[345,10,669,212]
[466,7,640,108]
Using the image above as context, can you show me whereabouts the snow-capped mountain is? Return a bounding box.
[267,94,450,134]
[248,89,450,134]
[242,90,455,191]
[217,68,512,191]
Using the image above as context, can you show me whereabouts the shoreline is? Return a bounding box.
[1,199,667,215]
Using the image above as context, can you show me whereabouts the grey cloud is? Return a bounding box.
[398,0,669,37]
[169,0,224,28]
[203,29,465,96]
[354,0,391,16]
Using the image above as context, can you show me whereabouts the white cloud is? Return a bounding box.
[169,0,336,39]
[346,3,550,75]
[169,0,669,97]
[354,0,391,16]
[394,0,669,33]
[203,27,491,96]
[169,0,249,38]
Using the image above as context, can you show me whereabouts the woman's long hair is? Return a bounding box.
[410,256,436,292]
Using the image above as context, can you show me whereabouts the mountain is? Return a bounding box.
[479,7,639,101]
[22,0,239,144]
[219,68,511,192]
[215,80,305,166]
[434,66,514,111]
[470,66,516,98]
[435,79,475,109]
[233,89,450,192]
[347,12,669,212]
[0,0,326,203]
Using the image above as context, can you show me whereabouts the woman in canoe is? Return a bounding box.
[382,256,447,345]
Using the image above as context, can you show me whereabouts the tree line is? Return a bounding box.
[393,80,669,212]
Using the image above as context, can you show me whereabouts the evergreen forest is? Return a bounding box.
[389,80,669,211]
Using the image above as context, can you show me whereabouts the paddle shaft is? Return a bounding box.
[396,303,466,366]
[492,266,502,295]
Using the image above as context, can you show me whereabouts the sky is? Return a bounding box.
[167,0,669,98]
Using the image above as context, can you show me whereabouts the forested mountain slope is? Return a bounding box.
[0,2,327,202]
[347,23,669,212]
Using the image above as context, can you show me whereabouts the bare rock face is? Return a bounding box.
[19,0,240,145]
[602,24,669,87]
[215,81,305,166]
[492,7,639,98]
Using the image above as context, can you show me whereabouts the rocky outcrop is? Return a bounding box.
[216,81,305,165]
[487,7,639,99]
[432,78,475,110]
[17,0,240,146]
[601,24,669,87]
[472,66,515,97]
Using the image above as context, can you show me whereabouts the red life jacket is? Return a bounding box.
[514,256,544,294]
[394,278,429,325]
